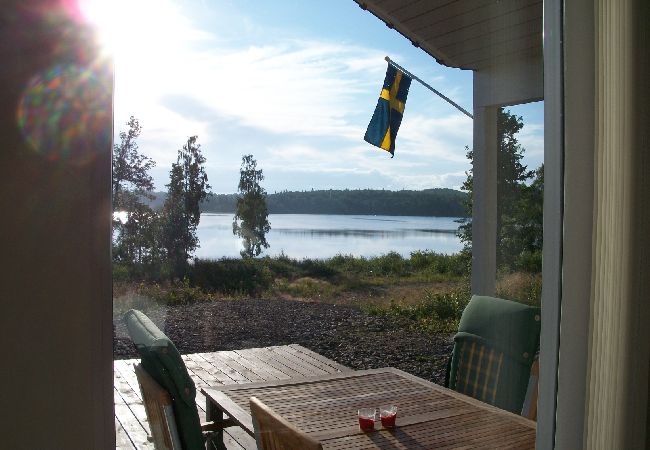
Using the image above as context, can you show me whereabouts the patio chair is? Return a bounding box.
[124,309,234,450]
[250,397,322,450]
[446,295,541,415]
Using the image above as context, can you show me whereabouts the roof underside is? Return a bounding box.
[355,0,543,71]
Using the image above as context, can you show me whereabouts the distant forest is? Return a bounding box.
[147,188,468,217]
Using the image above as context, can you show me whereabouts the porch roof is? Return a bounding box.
[353,0,542,70]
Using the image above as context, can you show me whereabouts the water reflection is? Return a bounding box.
[196,213,463,259]
[272,228,458,238]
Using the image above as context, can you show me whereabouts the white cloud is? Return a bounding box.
[185,41,388,137]
[391,171,467,190]
[397,114,473,162]
[114,27,389,142]
[518,123,544,157]
[261,140,467,191]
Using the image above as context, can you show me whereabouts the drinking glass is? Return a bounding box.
[379,405,398,428]
[358,408,376,431]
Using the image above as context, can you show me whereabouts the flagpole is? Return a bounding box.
[385,56,474,119]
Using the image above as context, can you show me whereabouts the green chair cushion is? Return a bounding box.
[124,309,204,450]
[448,295,541,414]
[457,295,540,364]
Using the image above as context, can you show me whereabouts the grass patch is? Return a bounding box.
[113,251,473,316]
[273,277,341,300]
[496,271,542,306]
[113,251,541,334]
[137,278,217,305]
[364,282,472,333]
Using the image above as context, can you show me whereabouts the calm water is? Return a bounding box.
[195,214,463,259]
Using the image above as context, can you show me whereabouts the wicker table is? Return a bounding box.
[202,367,536,449]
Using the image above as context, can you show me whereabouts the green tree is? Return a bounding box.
[112,191,164,269]
[504,164,544,272]
[111,116,159,270]
[495,110,534,268]
[233,154,271,258]
[457,144,474,254]
[111,116,155,207]
[457,109,542,270]
[161,136,211,277]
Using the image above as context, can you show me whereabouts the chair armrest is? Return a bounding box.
[201,418,237,432]
[521,358,540,420]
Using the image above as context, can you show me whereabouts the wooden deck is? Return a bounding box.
[114,344,351,449]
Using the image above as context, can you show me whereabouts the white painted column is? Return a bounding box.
[470,103,497,296]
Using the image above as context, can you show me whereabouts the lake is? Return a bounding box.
[195,214,463,260]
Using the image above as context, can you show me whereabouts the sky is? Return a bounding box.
[84,0,543,194]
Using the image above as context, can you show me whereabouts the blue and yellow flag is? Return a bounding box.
[364,64,412,157]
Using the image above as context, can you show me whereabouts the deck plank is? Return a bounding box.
[114,368,150,431]
[115,345,347,449]
[288,344,352,373]
[271,345,342,375]
[184,353,239,385]
[115,391,155,449]
[235,347,311,378]
[115,418,136,449]
[230,349,291,380]
[114,360,143,401]
[261,346,330,377]
[196,352,256,383]
[206,350,274,382]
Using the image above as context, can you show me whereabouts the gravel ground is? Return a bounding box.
[113,298,453,385]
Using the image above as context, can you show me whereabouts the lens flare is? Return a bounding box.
[17,64,112,166]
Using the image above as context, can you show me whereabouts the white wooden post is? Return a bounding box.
[470,104,498,296]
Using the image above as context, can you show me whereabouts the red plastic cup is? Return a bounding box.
[379,405,397,428]
[358,408,376,431]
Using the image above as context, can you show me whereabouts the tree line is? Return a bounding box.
[149,188,467,217]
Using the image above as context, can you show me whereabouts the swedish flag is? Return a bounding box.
[364,64,412,157]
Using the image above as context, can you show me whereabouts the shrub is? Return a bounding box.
[410,250,436,270]
[369,251,409,277]
[262,254,300,279]
[515,249,543,273]
[189,258,272,296]
[137,278,211,305]
[328,254,368,275]
[112,261,166,282]
[496,272,542,306]
[407,250,470,278]
[112,263,131,282]
[426,287,471,323]
[298,258,339,279]
[377,283,471,333]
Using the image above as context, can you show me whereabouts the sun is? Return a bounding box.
[76,0,202,123]
[78,0,185,61]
